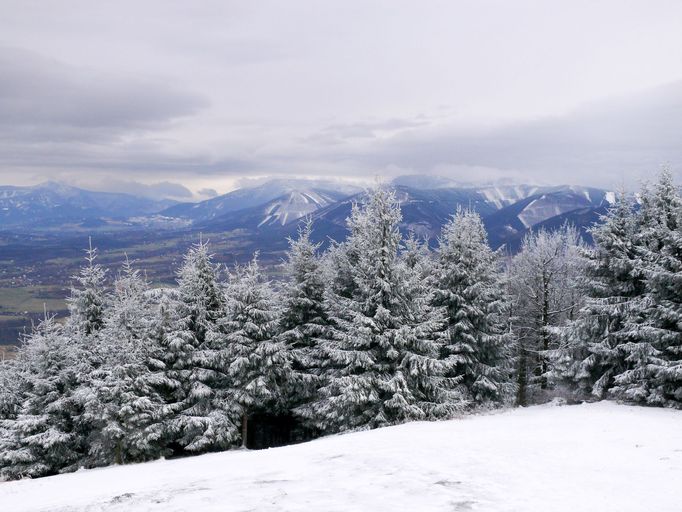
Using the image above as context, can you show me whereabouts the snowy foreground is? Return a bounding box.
[1,402,681,512]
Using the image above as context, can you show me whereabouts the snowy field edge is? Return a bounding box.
[1,401,681,512]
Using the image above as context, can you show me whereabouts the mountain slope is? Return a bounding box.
[1,402,679,512]
[286,185,501,244]
[483,186,612,248]
[0,182,175,229]
[161,179,362,223]
[199,189,346,231]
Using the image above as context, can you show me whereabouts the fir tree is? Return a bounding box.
[66,238,107,337]
[0,315,85,479]
[279,219,329,409]
[218,255,289,444]
[302,187,457,433]
[84,258,169,465]
[431,208,514,406]
[562,192,643,398]
[163,240,238,453]
[613,171,682,407]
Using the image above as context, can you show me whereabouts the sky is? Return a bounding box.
[2,0,682,199]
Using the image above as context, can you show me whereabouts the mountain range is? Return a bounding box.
[0,177,614,251]
[0,181,176,228]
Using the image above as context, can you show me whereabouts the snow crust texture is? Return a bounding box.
[1,402,680,512]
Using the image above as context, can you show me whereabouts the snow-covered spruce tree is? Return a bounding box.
[163,240,239,453]
[300,187,458,433]
[83,257,169,466]
[0,357,22,473]
[0,315,85,479]
[509,225,584,405]
[217,255,289,444]
[66,238,107,338]
[278,219,329,410]
[612,171,682,407]
[430,208,514,407]
[561,192,643,399]
[402,232,434,280]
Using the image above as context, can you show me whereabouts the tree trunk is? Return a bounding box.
[241,415,248,448]
[540,272,550,389]
[517,345,527,406]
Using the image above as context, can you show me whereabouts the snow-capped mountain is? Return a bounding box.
[161,179,362,223]
[256,189,344,227]
[199,189,349,231]
[476,184,543,209]
[483,186,613,248]
[282,185,502,244]
[0,182,175,229]
[0,176,614,253]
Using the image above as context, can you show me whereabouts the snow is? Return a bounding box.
[258,190,337,227]
[1,402,680,512]
[479,185,539,210]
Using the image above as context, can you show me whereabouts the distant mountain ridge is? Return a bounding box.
[0,181,176,228]
[0,177,615,251]
[160,179,362,223]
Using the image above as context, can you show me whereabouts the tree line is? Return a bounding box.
[0,172,681,480]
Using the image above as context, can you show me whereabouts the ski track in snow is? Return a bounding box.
[1,402,681,512]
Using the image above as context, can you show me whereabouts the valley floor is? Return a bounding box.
[0,402,680,512]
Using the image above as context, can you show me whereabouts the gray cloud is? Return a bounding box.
[71,179,194,200]
[334,82,682,187]
[197,188,219,198]
[2,1,682,192]
[0,46,208,145]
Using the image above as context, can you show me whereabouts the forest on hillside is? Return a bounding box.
[0,171,681,480]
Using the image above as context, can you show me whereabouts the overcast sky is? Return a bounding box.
[2,0,682,198]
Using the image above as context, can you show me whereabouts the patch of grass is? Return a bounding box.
[0,286,67,315]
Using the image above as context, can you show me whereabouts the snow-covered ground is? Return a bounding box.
[1,402,680,512]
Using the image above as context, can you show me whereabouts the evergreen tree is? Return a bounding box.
[66,238,107,337]
[301,187,458,433]
[431,209,514,406]
[279,220,329,409]
[562,192,643,398]
[0,315,85,479]
[218,255,289,444]
[0,358,22,470]
[84,258,169,465]
[613,171,682,407]
[162,241,238,453]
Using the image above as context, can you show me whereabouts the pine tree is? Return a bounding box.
[84,258,169,465]
[66,238,107,337]
[562,192,643,399]
[0,358,22,472]
[278,220,329,410]
[0,315,85,479]
[162,240,239,453]
[301,187,457,433]
[613,171,682,407]
[218,255,289,444]
[431,209,514,407]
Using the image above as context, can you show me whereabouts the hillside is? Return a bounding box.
[0,402,679,512]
